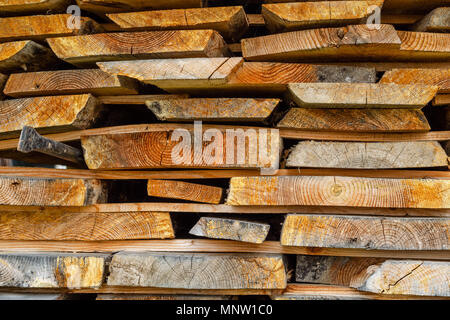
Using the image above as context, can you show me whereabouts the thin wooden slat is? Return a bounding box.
[226,176,450,209]
[107,6,248,41]
[277,108,431,132]
[107,252,287,289]
[380,68,450,93]
[47,30,229,67]
[96,294,232,300]
[0,177,106,206]
[147,179,223,204]
[0,94,101,140]
[0,14,102,42]
[99,94,188,105]
[286,83,438,108]
[0,73,7,100]
[0,0,70,16]
[0,211,174,240]
[4,69,139,98]
[286,141,448,169]
[75,0,204,14]
[281,214,450,250]
[412,7,450,32]
[433,94,450,106]
[0,293,70,300]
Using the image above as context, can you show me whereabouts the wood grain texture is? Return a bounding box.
[262,1,384,32]
[76,0,203,14]
[107,252,287,289]
[286,141,448,169]
[4,69,138,98]
[0,14,101,42]
[146,98,279,122]
[0,0,70,16]
[281,214,450,250]
[190,217,270,243]
[287,83,438,108]
[0,177,106,206]
[0,211,174,240]
[277,108,431,132]
[412,7,450,32]
[350,260,450,296]
[380,68,450,94]
[100,94,188,105]
[148,179,223,204]
[0,253,107,288]
[0,94,101,139]
[47,30,228,67]
[0,40,58,72]
[107,6,248,41]
[226,176,450,208]
[395,30,450,60]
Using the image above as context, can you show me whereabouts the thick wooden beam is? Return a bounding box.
[277,108,431,132]
[412,7,450,32]
[47,30,229,67]
[0,14,101,42]
[0,40,59,72]
[0,177,106,206]
[380,68,450,93]
[286,141,448,169]
[190,217,270,243]
[351,260,450,296]
[75,0,204,14]
[226,176,450,208]
[0,0,70,16]
[281,214,450,250]
[0,253,107,288]
[262,1,384,32]
[107,252,287,289]
[286,83,438,108]
[147,179,223,204]
[98,58,376,93]
[107,6,248,41]
[4,69,138,98]
[146,98,280,122]
[0,94,101,139]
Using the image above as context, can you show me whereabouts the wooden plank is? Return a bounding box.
[281,214,450,250]
[0,73,7,100]
[286,141,448,169]
[0,14,102,42]
[0,94,101,140]
[146,98,280,122]
[226,176,450,208]
[412,7,450,32]
[47,30,229,67]
[148,179,223,204]
[4,69,139,98]
[75,0,204,14]
[0,253,107,288]
[351,260,450,296]
[0,40,59,72]
[0,177,106,206]
[308,61,450,72]
[277,108,431,132]
[262,1,384,32]
[380,68,450,93]
[0,211,174,240]
[247,14,265,27]
[190,217,270,243]
[0,293,69,300]
[99,94,188,105]
[107,6,248,41]
[0,0,70,16]
[286,83,438,108]
[96,294,232,300]
[107,252,287,289]
[433,94,450,106]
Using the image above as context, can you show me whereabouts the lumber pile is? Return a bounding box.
[0,0,448,302]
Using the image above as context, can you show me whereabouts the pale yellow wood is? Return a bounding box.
[0,0,70,16]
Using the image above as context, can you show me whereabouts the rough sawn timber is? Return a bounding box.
[380,68,450,93]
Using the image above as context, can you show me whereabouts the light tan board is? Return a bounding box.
[146,98,280,122]
[281,214,450,250]
[0,0,71,16]
[413,7,450,32]
[107,252,287,289]
[107,6,248,41]
[226,176,450,208]
[0,253,107,289]
[189,217,270,243]
[0,177,106,206]
[380,68,450,93]
[286,141,448,169]
[47,30,229,67]
[0,211,174,240]
[0,94,101,139]
[147,179,223,204]
[286,83,438,108]
[0,40,59,72]
[277,108,431,132]
[4,69,138,98]
[76,0,204,14]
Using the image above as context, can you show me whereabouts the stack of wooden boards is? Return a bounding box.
[0,0,449,300]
